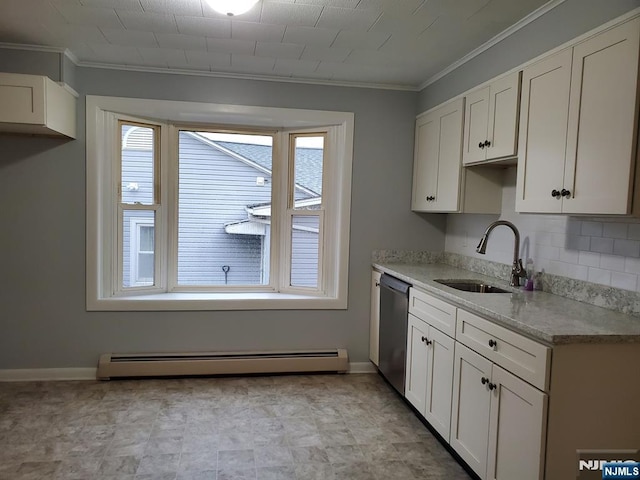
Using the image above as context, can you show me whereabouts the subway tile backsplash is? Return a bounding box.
[444,168,640,293]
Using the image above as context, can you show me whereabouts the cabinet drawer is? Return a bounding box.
[409,288,456,337]
[456,309,550,391]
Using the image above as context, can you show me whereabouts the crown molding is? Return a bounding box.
[418,0,567,91]
[74,60,419,91]
[64,48,80,65]
[0,43,79,66]
[0,41,67,55]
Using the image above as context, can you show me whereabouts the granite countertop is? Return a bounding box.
[374,262,640,345]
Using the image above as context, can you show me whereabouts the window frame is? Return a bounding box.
[129,218,155,286]
[86,95,353,311]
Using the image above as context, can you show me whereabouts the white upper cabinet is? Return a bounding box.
[0,73,76,139]
[564,18,640,214]
[516,49,572,213]
[516,18,640,214]
[412,98,465,212]
[463,71,521,165]
[412,98,502,214]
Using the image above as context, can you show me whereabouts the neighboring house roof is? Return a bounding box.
[122,127,323,197]
[213,140,323,196]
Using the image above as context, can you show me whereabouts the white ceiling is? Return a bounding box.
[0,0,553,89]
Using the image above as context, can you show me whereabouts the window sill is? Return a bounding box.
[87,292,347,311]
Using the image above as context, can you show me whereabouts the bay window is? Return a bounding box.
[86,96,353,311]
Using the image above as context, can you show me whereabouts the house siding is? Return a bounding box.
[177,133,270,286]
[291,215,320,287]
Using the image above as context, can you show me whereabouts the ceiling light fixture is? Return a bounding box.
[206,0,260,16]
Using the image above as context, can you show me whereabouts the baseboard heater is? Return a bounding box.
[97,349,348,380]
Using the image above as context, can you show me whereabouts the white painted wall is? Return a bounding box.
[446,168,640,292]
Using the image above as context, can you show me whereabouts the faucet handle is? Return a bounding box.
[515,258,526,277]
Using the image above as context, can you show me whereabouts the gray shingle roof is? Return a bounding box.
[214,141,323,196]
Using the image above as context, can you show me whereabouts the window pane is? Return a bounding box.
[121,124,155,205]
[122,210,155,288]
[177,131,273,286]
[139,225,154,252]
[293,135,323,210]
[290,215,320,288]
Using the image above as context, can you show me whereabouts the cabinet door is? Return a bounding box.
[424,326,455,442]
[463,86,490,165]
[412,112,440,211]
[369,270,381,366]
[0,73,46,125]
[450,342,492,479]
[515,49,572,213]
[412,99,464,212]
[486,71,521,160]
[487,365,547,480]
[563,18,640,215]
[405,314,429,413]
[433,99,465,211]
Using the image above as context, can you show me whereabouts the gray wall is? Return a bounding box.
[418,0,640,112]
[6,0,632,370]
[0,49,63,82]
[0,57,446,369]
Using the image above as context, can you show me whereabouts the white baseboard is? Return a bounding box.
[348,362,378,374]
[0,363,377,381]
[0,368,98,382]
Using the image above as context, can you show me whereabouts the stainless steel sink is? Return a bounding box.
[434,279,511,293]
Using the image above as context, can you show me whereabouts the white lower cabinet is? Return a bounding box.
[397,285,640,479]
[403,289,549,480]
[405,314,430,413]
[450,342,547,480]
[405,313,455,441]
[450,342,493,476]
[486,364,547,480]
[369,270,381,366]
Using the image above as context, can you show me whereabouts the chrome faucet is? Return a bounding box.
[476,220,527,287]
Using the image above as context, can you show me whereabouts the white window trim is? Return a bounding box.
[86,95,353,311]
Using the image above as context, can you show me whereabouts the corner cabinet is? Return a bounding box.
[412,99,502,214]
[0,73,76,138]
[463,71,521,165]
[369,270,381,366]
[516,18,640,215]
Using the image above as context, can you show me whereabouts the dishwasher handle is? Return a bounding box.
[380,273,411,295]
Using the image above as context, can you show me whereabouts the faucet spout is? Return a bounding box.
[476,234,489,254]
[476,220,526,287]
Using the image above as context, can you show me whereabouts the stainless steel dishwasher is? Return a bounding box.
[378,273,411,395]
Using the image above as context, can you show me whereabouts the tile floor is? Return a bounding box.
[0,373,473,480]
